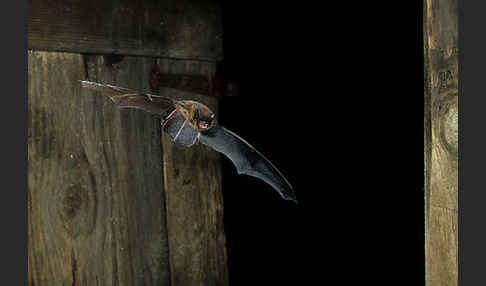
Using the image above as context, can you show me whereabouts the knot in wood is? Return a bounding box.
[437,93,458,159]
[63,184,82,219]
[59,181,97,238]
[443,102,458,154]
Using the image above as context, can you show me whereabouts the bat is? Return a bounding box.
[80,80,297,203]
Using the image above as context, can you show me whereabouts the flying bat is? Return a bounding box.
[80,80,297,203]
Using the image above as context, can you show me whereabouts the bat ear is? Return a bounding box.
[210,113,215,119]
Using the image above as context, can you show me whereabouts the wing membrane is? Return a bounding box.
[199,124,296,202]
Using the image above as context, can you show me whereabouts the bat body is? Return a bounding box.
[80,80,297,203]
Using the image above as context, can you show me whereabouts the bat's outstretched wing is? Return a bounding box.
[80,80,176,118]
[81,80,200,147]
[199,124,297,203]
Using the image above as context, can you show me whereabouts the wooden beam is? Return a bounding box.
[28,0,223,61]
[424,0,458,285]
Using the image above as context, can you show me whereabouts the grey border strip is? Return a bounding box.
[459,1,486,285]
[1,0,28,284]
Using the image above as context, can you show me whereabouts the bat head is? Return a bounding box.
[176,100,216,131]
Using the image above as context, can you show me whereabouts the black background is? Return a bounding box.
[216,1,424,285]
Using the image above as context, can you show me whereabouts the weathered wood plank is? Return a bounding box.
[158,59,229,286]
[28,51,170,285]
[424,0,458,285]
[28,0,223,61]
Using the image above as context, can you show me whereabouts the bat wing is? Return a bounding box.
[80,80,199,147]
[80,80,176,118]
[199,124,297,203]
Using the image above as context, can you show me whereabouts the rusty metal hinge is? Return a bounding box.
[149,66,237,97]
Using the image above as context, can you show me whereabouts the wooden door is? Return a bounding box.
[28,1,228,285]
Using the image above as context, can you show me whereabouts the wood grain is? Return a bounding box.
[28,51,171,285]
[28,0,223,61]
[424,0,458,285]
[158,59,229,286]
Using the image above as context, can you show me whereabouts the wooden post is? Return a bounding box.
[28,1,227,285]
[424,0,458,285]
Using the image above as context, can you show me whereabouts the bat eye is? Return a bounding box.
[199,122,209,129]
[193,108,200,120]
